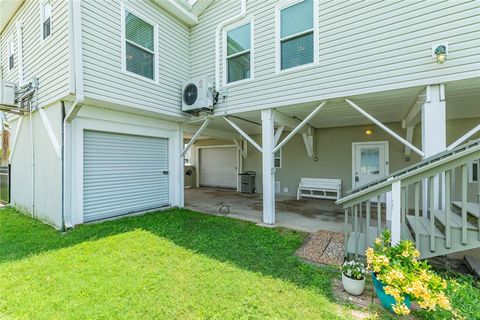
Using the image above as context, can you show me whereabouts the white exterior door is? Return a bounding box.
[83,130,170,222]
[199,147,237,189]
[353,142,389,189]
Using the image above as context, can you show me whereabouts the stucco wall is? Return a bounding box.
[10,102,63,227]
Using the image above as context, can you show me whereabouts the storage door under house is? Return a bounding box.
[83,130,169,222]
[199,147,237,189]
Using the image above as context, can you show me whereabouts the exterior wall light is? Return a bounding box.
[365,129,374,135]
[432,43,448,64]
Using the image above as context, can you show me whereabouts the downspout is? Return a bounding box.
[62,0,84,230]
[214,0,247,93]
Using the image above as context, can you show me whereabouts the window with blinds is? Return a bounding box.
[8,41,14,70]
[41,1,52,40]
[124,10,156,80]
[279,0,314,70]
[226,22,252,83]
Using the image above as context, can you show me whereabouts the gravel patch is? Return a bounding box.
[296,230,345,266]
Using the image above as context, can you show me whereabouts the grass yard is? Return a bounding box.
[0,207,349,320]
[0,207,479,320]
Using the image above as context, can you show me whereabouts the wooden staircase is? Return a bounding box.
[337,139,480,260]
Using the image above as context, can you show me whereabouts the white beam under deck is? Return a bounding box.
[223,116,262,152]
[181,118,211,157]
[448,123,480,151]
[344,98,424,157]
[274,101,326,154]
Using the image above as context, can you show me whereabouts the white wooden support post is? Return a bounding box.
[262,109,275,225]
[391,180,402,245]
[421,84,446,212]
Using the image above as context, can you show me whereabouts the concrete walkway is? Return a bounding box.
[185,188,345,233]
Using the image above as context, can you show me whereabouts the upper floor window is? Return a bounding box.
[225,22,252,84]
[8,41,14,70]
[278,0,316,71]
[41,1,52,40]
[123,8,157,81]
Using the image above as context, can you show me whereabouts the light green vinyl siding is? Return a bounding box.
[81,0,189,118]
[190,0,480,115]
[0,0,71,108]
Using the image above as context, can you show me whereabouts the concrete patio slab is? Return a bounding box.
[185,187,345,233]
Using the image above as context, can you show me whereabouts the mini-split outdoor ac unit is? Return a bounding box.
[0,81,16,107]
[181,77,214,114]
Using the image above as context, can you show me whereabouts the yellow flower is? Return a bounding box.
[375,238,382,245]
[392,303,410,315]
[437,293,452,310]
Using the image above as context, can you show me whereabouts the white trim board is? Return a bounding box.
[71,115,182,225]
[120,2,159,84]
[222,16,255,87]
[274,0,319,74]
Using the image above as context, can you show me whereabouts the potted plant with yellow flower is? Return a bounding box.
[366,230,452,316]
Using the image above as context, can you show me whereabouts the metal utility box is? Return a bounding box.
[239,171,255,194]
[0,81,16,106]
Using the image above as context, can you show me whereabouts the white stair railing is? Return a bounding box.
[337,139,480,259]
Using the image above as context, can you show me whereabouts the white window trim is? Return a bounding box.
[223,17,254,87]
[120,2,159,84]
[275,0,319,74]
[469,160,479,183]
[40,0,53,42]
[274,148,282,168]
[8,39,15,70]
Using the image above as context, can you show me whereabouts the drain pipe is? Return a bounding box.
[29,99,35,217]
[214,0,247,93]
[61,0,85,230]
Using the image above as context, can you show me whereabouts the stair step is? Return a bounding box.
[406,215,445,238]
[465,255,480,278]
[432,209,478,230]
[452,201,480,218]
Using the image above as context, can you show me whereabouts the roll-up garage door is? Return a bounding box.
[83,130,169,222]
[199,147,237,189]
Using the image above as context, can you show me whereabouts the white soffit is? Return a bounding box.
[0,0,23,33]
[152,0,198,26]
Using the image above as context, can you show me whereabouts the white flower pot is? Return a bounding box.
[342,273,365,296]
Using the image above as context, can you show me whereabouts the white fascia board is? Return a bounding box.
[0,0,23,33]
[152,0,198,26]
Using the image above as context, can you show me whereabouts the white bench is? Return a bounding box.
[297,178,341,200]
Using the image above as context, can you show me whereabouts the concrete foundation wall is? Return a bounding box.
[191,118,480,200]
[10,103,63,228]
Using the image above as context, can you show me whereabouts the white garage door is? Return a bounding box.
[83,130,169,222]
[199,147,237,189]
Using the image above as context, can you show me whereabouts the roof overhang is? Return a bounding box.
[0,0,23,33]
[152,0,198,26]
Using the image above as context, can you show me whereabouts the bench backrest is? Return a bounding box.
[300,178,341,188]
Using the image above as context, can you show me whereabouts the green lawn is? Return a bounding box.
[0,207,349,320]
[1,208,479,320]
